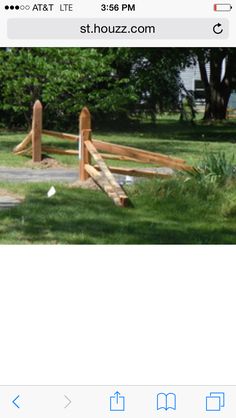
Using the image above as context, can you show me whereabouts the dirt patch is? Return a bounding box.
[0,188,24,200]
[0,188,24,209]
[26,156,65,169]
[69,178,100,191]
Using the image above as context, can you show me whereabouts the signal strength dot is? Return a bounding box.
[5,5,20,10]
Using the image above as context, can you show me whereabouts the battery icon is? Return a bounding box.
[214,4,232,11]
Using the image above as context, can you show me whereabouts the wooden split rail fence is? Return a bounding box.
[13,100,195,207]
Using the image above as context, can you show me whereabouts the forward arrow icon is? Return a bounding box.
[64,395,72,409]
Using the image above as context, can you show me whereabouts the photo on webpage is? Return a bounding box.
[0,47,236,244]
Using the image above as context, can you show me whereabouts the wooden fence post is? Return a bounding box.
[79,107,92,181]
[32,100,42,162]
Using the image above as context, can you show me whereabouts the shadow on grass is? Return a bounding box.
[98,119,236,144]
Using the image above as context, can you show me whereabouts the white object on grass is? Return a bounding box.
[125,176,134,185]
[47,186,56,198]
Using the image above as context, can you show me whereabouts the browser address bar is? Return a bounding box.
[8,18,229,39]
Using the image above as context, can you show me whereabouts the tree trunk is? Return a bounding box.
[197,50,233,121]
[204,86,231,120]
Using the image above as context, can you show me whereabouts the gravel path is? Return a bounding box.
[0,167,78,183]
[0,166,174,183]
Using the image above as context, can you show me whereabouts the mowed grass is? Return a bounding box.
[0,117,236,244]
[1,178,236,244]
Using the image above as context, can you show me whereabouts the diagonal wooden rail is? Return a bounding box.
[85,140,129,207]
[85,164,127,207]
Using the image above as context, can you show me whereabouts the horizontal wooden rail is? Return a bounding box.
[42,146,78,156]
[100,153,142,163]
[40,147,145,162]
[42,129,78,142]
[92,139,194,172]
[94,165,174,178]
[93,139,185,163]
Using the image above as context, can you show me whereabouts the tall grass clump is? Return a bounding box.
[130,173,222,217]
[198,151,236,186]
[130,152,236,214]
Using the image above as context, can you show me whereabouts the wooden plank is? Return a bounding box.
[32,100,42,162]
[42,129,78,142]
[93,139,185,162]
[100,153,142,163]
[13,130,32,153]
[42,129,192,170]
[15,146,32,156]
[42,146,78,156]
[85,164,125,207]
[93,139,194,171]
[85,140,128,204]
[79,129,92,181]
[94,165,174,178]
[79,107,92,181]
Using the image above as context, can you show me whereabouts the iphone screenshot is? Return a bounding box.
[0,0,236,417]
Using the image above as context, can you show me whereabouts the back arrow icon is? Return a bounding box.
[64,395,71,409]
[12,395,20,409]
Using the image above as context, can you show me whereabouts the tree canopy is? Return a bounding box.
[0,48,185,129]
[0,47,235,129]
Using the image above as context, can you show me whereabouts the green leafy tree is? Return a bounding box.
[0,48,137,129]
[130,48,189,119]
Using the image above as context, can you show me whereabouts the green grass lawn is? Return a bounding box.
[1,118,236,244]
[1,178,236,244]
